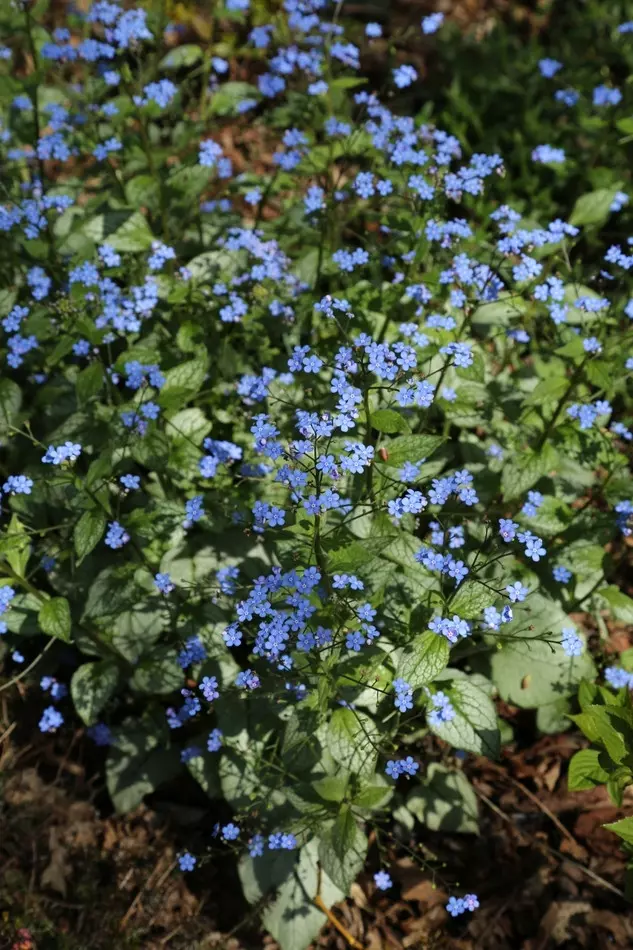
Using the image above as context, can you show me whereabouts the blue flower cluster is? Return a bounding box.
[3,0,633,928]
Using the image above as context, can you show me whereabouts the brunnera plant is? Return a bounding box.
[1,0,633,945]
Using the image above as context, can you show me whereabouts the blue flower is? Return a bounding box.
[393,64,417,88]
[374,870,392,890]
[199,139,223,167]
[561,627,584,657]
[105,521,129,550]
[447,896,465,916]
[222,823,240,841]
[346,630,366,651]
[506,581,528,603]
[555,88,579,107]
[538,58,562,78]
[3,475,33,495]
[422,13,444,34]
[112,9,152,48]
[428,690,456,726]
[552,566,572,584]
[178,852,196,872]
[177,637,207,669]
[39,706,64,733]
[248,834,265,857]
[236,669,260,690]
[87,723,112,746]
[605,667,633,689]
[120,474,140,491]
[393,678,414,712]
[139,79,177,108]
[269,832,297,850]
[447,893,479,915]
[207,728,223,752]
[154,573,175,595]
[532,144,566,164]
[593,84,621,106]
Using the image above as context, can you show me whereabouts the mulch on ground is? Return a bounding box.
[2,698,632,950]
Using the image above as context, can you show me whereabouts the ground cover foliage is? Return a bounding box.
[2,0,633,946]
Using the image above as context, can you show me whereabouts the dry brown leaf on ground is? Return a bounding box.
[536,900,593,947]
[40,827,72,897]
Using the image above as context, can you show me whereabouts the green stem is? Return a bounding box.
[313,514,331,594]
[363,384,375,500]
[536,356,588,450]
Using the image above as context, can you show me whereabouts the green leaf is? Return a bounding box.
[396,631,449,689]
[110,608,169,661]
[327,707,377,776]
[406,763,479,834]
[351,775,392,811]
[330,804,356,859]
[606,768,633,807]
[379,434,445,468]
[536,698,572,734]
[109,211,153,251]
[586,360,613,393]
[208,81,259,115]
[239,848,297,905]
[293,247,319,284]
[85,454,114,488]
[565,540,606,578]
[527,496,573,536]
[161,358,208,399]
[564,284,604,324]
[501,443,558,500]
[525,376,569,407]
[281,707,322,773]
[603,817,633,846]
[218,748,262,810]
[46,336,75,368]
[131,649,183,694]
[0,378,22,433]
[570,705,633,766]
[74,509,107,562]
[370,408,410,434]
[0,289,17,317]
[160,44,203,69]
[485,595,595,708]
[598,586,633,624]
[330,77,368,90]
[167,165,213,199]
[187,749,221,799]
[166,407,212,444]
[578,679,599,710]
[567,748,611,791]
[6,514,30,578]
[429,677,500,758]
[262,839,344,950]
[186,249,243,282]
[76,361,103,403]
[471,293,528,331]
[125,174,160,209]
[311,774,349,803]
[328,540,380,572]
[83,211,154,252]
[318,806,368,892]
[38,596,71,642]
[71,660,120,725]
[106,723,180,812]
[2,593,40,635]
[448,580,491,619]
[569,187,620,227]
